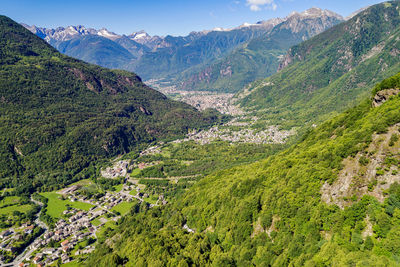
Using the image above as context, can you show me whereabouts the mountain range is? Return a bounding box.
[176,8,344,93]
[23,8,344,92]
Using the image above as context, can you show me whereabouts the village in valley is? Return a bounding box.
[0,89,293,267]
[0,155,166,266]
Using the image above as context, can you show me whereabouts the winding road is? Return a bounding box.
[7,196,49,267]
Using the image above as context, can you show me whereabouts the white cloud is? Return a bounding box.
[246,0,277,11]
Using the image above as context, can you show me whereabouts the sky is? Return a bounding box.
[0,0,386,37]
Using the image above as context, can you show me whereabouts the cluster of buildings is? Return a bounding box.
[100,160,129,179]
[0,224,38,264]
[177,90,242,115]
[99,191,133,210]
[23,183,139,266]
[180,124,294,145]
[139,145,162,157]
[26,209,100,265]
[4,144,169,266]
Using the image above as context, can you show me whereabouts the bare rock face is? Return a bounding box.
[321,124,400,209]
[373,88,400,107]
[278,51,295,71]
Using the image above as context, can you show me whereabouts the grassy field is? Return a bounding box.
[41,192,94,218]
[145,195,158,205]
[0,196,21,207]
[112,184,124,192]
[111,201,135,215]
[160,149,171,158]
[69,179,93,187]
[96,220,117,238]
[0,204,34,215]
[1,188,15,195]
[130,168,141,176]
[90,217,102,227]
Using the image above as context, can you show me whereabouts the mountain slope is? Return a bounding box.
[237,1,400,129]
[53,35,136,69]
[113,35,150,58]
[129,25,276,80]
[176,8,344,93]
[0,15,223,192]
[88,71,400,266]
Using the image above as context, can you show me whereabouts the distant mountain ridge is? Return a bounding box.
[22,19,280,53]
[175,7,344,93]
[22,7,343,87]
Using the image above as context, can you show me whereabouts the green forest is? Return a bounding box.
[0,15,225,194]
[88,73,400,266]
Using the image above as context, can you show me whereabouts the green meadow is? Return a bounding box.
[41,192,94,219]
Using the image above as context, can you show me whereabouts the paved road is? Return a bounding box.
[9,196,49,266]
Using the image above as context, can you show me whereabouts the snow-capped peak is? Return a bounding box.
[287,7,344,20]
[212,27,226,32]
[129,30,151,40]
[97,28,120,40]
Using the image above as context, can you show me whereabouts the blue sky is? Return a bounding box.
[1,0,385,36]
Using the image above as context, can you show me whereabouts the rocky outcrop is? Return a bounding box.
[321,124,400,209]
[278,51,295,71]
[373,88,400,107]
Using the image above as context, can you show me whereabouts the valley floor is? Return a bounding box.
[0,82,294,266]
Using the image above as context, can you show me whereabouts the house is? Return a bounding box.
[62,245,71,253]
[0,229,12,238]
[14,234,23,240]
[60,240,69,247]
[33,255,42,264]
[43,248,55,254]
[61,254,70,264]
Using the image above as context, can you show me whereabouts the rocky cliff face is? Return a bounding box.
[373,88,400,107]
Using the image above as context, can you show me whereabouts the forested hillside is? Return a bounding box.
[88,70,400,266]
[0,15,223,193]
[238,1,400,130]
